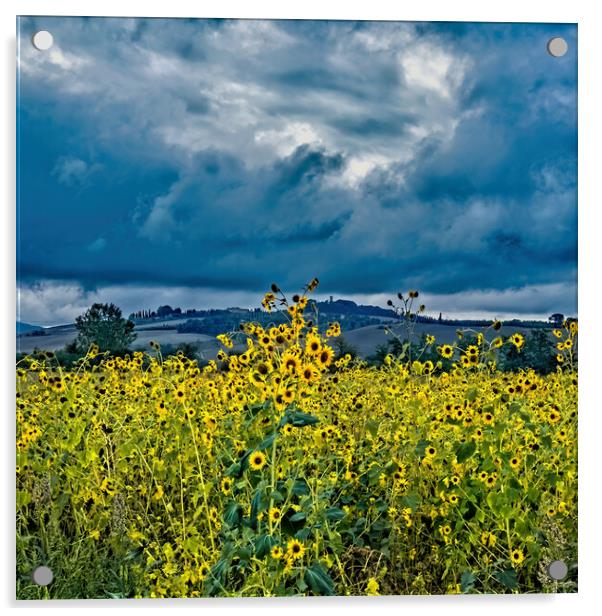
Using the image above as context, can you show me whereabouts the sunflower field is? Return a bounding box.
[16,281,578,598]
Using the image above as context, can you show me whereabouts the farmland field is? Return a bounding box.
[16,324,217,356]
[16,289,578,598]
[16,319,537,360]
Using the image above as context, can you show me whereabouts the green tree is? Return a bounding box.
[499,329,556,374]
[331,335,359,360]
[75,303,136,353]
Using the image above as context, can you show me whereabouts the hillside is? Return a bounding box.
[16,321,43,334]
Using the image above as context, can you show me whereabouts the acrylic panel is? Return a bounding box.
[16,16,578,599]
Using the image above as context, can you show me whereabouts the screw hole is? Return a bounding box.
[547,560,568,581]
[547,37,568,58]
[32,31,54,51]
[32,565,54,586]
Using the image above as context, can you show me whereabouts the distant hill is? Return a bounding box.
[312,299,394,318]
[16,321,43,335]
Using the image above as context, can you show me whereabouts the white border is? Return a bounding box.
[3,1,602,615]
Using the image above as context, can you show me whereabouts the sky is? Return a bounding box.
[16,17,577,326]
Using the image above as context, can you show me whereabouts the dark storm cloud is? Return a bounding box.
[17,17,577,318]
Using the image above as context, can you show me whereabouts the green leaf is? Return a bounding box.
[289,511,307,522]
[508,402,522,414]
[106,592,124,599]
[223,501,243,528]
[366,465,382,485]
[250,488,266,526]
[16,490,31,508]
[508,477,523,491]
[486,491,501,514]
[365,420,379,438]
[325,507,346,522]
[371,520,390,532]
[460,571,476,593]
[205,557,231,596]
[297,579,309,593]
[295,527,311,540]
[234,546,252,564]
[493,569,518,589]
[461,499,477,521]
[282,410,320,428]
[466,387,478,402]
[247,401,270,417]
[124,546,144,562]
[455,440,476,464]
[304,563,335,596]
[258,432,278,451]
[414,439,429,458]
[51,492,71,521]
[540,435,552,449]
[291,478,310,496]
[271,490,285,503]
[401,493,420,511]
[254,534,277,558]
[224,461,242,477]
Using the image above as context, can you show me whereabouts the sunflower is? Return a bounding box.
[510,548,525,565]
[301,364,319,384]
[366,578,380,596]
[286,538,305,560]
[509,333,525,350]
[466,345,479,357]
[438,344,454,359]
[249,451,267,471]
[198,562,211,580]
[220,477,232,495]
[216,334,234,349]
[425,445,437,458]
[305,334,322,356]
[281,352,301,376]
[270,545,283,560]
[269,507,282,524]
[317,347,334,368]
[307,277,319,291]
[100,477,116,496]
[481,531,497,547]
